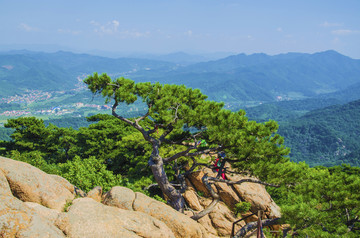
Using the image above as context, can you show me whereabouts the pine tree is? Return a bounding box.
[84,73,289,213]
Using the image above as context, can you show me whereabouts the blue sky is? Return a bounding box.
[1,0,359,58]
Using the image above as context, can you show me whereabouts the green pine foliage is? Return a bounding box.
[0,115,155,192]
[246,158,360,236]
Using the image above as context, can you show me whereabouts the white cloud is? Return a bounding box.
[90,20,150,38]
[332,29,359,35]
[19,23,39,32]
[320,21,343,27]
[277,27,283,32]
[90,20,120,35]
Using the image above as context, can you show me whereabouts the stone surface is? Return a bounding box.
[133,192,208,238]
[55,198,175,238]
[0,156,74,211]
[0,169,12,196]
[49,174,75,194]
[50,174,86,197]
[198,198,245,237]
[197,214,219,236]
[24,202,60,224]
[102,186,135,210]
[0,155,282,237]
[228,173,281,218]
[183,181,203,211]
[0,194,65,238]
[86,186,102,202]
[187,170,216,197]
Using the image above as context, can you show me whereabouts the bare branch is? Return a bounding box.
[112,99,154,143]
[163,147,194,164]
[107,83,121,88]
[112,100,135,126]
[164,145,222,164]
[170,103,181,124]
[191,173,220,220]
[207,177,280,188]
[159,124,174,141]
[134,104,152,125]
[233,218,281,238]
[186,147,221,157]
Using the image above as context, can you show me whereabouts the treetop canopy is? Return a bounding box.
[84,73,289,166]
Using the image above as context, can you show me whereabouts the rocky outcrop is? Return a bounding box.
[0,156,74,212]
[55,198,175,238]
[104,186,208,238]
[0,157,212,237]
[0,156,281,237]
[228,173,281,218]
[0,193,65,237]
[24,202,61,223]
[184,163,281,236]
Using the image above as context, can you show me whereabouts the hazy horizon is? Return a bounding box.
[1,0,360,59]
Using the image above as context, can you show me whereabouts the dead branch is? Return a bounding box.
[233,218,281,238]
[207,177,280,188]
[190,173,220,220]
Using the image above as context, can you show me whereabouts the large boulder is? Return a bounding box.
[87,186,102,202]
[55,198,175,238]
[183,181,203,211]
[0,156,74,212]
[0,194,65,238]
[187,162,281,219]
[103,186,135,210]
[133,192,208,238]
[196,197,245,237]
[187,170,216,197]
[103,186,209,238]
[187,167,240,210]
[228,173,281,218]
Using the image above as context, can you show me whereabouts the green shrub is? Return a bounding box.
[58,156,123,192]
[234,201,252,216]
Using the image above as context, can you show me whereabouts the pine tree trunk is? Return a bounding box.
[148,142,185,212]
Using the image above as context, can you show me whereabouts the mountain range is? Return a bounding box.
[1,50,360,107]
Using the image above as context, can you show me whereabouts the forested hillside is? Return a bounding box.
[0,51,176,97]
[277,99,360,167]
[245,98,343,122]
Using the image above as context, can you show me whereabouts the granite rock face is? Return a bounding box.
[0,156,281,237]
[55,198,175,238]
[0,194,65,238]
[0,156,74,212]
[184,163,281,236]
[103,186,208,238]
